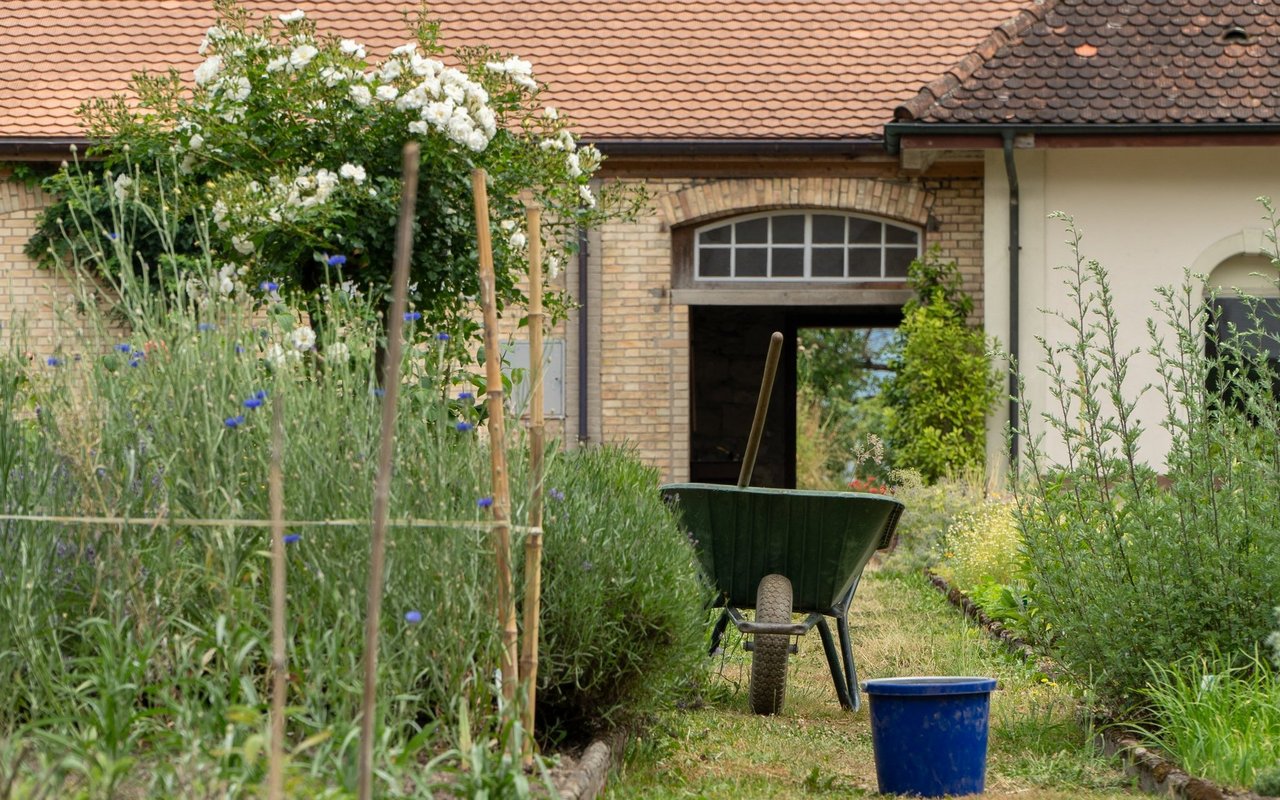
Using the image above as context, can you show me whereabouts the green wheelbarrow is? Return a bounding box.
[662,482,903,715]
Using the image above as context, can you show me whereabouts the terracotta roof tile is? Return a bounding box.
[2,0,1030,142]
[897,0,1280,125]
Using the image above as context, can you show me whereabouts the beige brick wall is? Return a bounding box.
[587,170,984,483]
[0,176,77,358]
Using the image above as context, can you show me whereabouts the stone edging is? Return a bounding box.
[549,728,627,800]
[924,571,1267,800]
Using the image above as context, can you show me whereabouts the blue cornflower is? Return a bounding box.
[403,311,422,322]
[476,496,493,509]
[107,232,118,241]
[259,281,279,292]
[254,389,268,401]
[46,356,61,367]
[327,254,347,267]
[283,533,301,544]
[435,332,450,341]
[114,343,132,353]
[224,415,246,429]
[128,357,142,368]
[549,487,566,502]
[457,392,474,400]
[404,610,423,624]
[234,344,246,354]
[372,387,386,398]
[198,322,216,332]
[243,397,263,409]
[456,421,474,432]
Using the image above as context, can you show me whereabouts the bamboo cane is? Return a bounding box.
[519,201,545,768]
[738,331,784,488]
[357,142,420,800]
[472,167,519,703]
[268,393,287,800]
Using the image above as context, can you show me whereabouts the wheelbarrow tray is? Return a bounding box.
[661,483,903,615]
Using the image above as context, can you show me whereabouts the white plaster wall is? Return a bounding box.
[986,146,1280,473]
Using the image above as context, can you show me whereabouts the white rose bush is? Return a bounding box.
[31,0,639,333]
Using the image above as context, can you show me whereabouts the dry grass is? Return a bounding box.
[606,567,1140,799]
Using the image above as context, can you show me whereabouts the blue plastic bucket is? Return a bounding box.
[862,676,997,797]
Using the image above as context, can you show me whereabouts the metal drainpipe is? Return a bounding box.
[576,224,590,444]
[1002,131,1021,467]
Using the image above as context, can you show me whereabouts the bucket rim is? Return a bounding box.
[862,676,997,696]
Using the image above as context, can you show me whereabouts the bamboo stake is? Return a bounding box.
[519,201,545,768]
[357,142,420,800]
[268,393,287,800]
[472,168,519,704]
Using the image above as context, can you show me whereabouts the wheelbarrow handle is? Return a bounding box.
[738,331,784,488]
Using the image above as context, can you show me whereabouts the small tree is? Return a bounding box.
[28,0,641,331]
[884,247,998,482]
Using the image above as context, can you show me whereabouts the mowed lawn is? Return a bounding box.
[606,567,1140,799]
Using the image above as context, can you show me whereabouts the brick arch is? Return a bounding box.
[657,177,933,229]
[0,178,49,216]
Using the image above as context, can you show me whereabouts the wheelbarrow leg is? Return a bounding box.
[836,614,861,712]
[815,618,855,710]
[708,609,731,655]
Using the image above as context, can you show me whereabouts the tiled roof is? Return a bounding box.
[897,0,1280,125]
[1,0,1032,142]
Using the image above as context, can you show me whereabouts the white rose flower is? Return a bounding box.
[379,59,403,81]
[476,106,497,136]
[578,184,596,208]
[499,220,516,232]
[290,325,316,352]
[339,39,366,58]
[278,9,305,23]
[219,275,236,296]
[194,55,223,86]
[189,133,205,150]
[509,231,527,249]
[391,43,417,56]
[339,163,366,184]
[266,56,288,73]
[423,102,452,126]
[320,66,345,87]
[326,341,351,363]
[566,152,582,178]
[113,174,133,203]
[290,44,318,70]
[232,236,255,255]
[349,84,372,107]
[265,343,288,367]
[466,130,488,152]
[375,84,399,103]
[408,120,429,135]
[224,76,251,102]
[544,105,559,120]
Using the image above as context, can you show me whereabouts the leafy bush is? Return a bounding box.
[937,497,1022,591]
[1013,214,1280,706]
[1139,651,1280,791]
[877,468,989,574]
[538,447,708,736]
[28,0,640,330]
[884,248,999,482]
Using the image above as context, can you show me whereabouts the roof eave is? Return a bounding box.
[589,138,885,158]
[885,122,1280,154]
[0,137,91,158]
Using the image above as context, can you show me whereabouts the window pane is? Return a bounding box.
[884,248,916,278]
[772,215,805,244]
[736,248,767,277]
[699,248,730,277]
[812,215,846,244]
[848,218,880,245]
[848,249,881,277]
[773,248,804,277]
[886,224,918,245]
[811,247,844,278]
[736,217,768,244]
[699,224,732,245]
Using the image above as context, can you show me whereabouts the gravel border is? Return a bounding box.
[924,571,1268,800]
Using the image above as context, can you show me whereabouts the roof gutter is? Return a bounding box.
[1002,131,1020,470]
[884,121,1280,154]
[0,137,91,157]
[590,138,885,158]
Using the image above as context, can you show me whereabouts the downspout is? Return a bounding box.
[576,225,590,443]
[1002,131,1020,467]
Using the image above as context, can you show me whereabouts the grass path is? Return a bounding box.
[605,567,1141,799]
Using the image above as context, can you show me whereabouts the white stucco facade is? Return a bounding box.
[984,146,1280,474]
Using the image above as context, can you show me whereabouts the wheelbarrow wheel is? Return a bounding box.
[749,573,792,715]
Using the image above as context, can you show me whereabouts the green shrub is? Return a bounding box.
[1013,213,1280,706]
[884,249,999,482]
[537,447,708,736]
[878,468,989,574]
[1139,651,1280,791]
[937,496,1021,592]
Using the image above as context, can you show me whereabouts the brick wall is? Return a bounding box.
[0,176,79,357]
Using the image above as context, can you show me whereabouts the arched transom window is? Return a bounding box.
[694,211,921,281]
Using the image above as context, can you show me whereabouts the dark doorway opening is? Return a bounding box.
[689,305,901,489]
